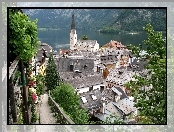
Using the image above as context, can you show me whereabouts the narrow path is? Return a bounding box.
[39,93,57,124]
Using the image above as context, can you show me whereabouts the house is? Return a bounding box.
[105,68,150,96]
[52,50,59,59]
[59,49,70,57]
[102,40,127,50]
[34,42,52,76]
[59,72,105,94]
[56,57,94,73]
[79,89,103,115]
[98,48,134,69]
[78,86,137,123]
[74,40,99,52]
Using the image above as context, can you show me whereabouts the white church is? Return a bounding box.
[70,14,99,52]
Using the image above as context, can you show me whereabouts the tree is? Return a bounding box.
[9,9,39,63]
[51,82,89,124]
[81,35,88,40]
[125,24,166,124]
[45,54,60,90]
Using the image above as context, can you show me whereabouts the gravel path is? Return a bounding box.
[39,93,57,124]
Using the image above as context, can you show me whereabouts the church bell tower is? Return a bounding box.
[70,13,77,50]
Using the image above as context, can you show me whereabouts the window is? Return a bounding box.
[89,87,93,91]
[100,86,104,92]
[84,64,88,69]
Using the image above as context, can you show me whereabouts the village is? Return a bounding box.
[2,2,167,132]
[8,13,152,125]
[46,14,150,123]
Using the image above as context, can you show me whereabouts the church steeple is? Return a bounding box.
[71,14,75,30]
[70,4,77,51]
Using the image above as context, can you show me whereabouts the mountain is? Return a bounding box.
[22,8,166,32]
[108,9,166,32]
[22,9,119,30]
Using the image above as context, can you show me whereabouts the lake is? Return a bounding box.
[38,28,166,51]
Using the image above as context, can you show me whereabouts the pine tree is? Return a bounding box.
[45,54,60,90]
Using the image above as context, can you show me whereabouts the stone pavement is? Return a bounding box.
[39,93,57,124]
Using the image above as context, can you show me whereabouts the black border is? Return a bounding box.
[7,6,167,126]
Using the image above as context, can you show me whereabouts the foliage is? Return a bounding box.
[9,9,39,62]
[100,27,120,34]
[28,91,33,105]
[23,9,166,32]
[45,54,60,90]
[51,82,89,124]
[17,107,24,124]
[35,73,45,96]
[28,89,38,106]
[13,70,21,84]
[31,105,38,123]
[112,9,166,32]
[103,114,126,124]
[81,35,88,40]
[125,24,166,124]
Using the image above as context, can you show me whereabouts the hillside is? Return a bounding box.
[22,9,119,31]
[22,8,166,32]
[106,9,166,32]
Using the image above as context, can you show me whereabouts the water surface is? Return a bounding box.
[38,29,166,50]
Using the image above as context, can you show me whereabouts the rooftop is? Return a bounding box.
[59,72,103,89]
[79,89,103,110]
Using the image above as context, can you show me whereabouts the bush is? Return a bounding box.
[35,73,45,96]
[51,82,89,124]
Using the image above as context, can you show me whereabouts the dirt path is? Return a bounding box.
[39,93,57,124]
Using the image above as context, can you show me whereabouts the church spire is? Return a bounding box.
[71,13,75,30]
[71,3,75,30]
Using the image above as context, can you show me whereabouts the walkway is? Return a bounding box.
[39,93,57,124]
[37,93,75,132]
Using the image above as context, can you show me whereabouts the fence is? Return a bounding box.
[8,58,30,124]
[48,90,75,124]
